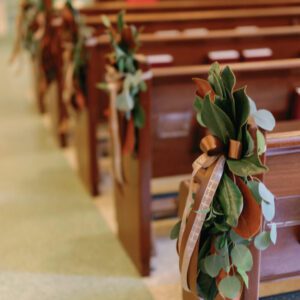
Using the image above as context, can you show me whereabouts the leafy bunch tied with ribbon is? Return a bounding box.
[171,63,276,300]
[99,11,148,154]
[10,0,45,63]
[61,0,89,111]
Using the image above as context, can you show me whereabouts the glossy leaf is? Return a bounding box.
[270,223,277,244]
[252,109,276,131]
[227,154,268,177]
[193,78,215,100]
[233,177,262,239]
[221,66,236,92]
[170,220,181,240]
[259,183,275,221]
[247,181,262,204]
[201,96,235,144]
[133,104,145,129]
[219,275,242,299]
[231,244,253,271]
[257,130,266,155]
[237,268,249,288]
[234,87,250,130]
[101,15,111,28]
[254,231,271,250]
[217,174,243,227]
[204,254,225,277]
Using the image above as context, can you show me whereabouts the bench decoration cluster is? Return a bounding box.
[10,0,44,62]
[61,1,89,112]
[99,11,148,154]
[172,63,276,300]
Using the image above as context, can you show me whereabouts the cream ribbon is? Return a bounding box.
[178,154,226,292]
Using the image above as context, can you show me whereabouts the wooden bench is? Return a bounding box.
[110,60,300,276]
[84,7,300,32]
[75,26,300,195]
[75,0,300,15]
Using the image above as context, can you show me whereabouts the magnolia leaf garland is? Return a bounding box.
[172,63,277,300]
[99,11,147,130]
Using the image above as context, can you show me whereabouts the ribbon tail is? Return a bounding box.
[109,83,124,185]
[179,155,225,294]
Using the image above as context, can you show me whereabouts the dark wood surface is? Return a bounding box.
[84,7,300,31]
[78,0,300,15]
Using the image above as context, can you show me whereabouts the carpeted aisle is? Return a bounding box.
[0,32,153,300]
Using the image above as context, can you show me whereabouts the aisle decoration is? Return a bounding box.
[98,12,151,183]
[60,0,89,112]
[171,63,276,300]
[10,0,44,63]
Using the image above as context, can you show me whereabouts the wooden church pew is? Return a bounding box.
[84,7,300,32]
[75,25,300,195]
[112,59,300,276]
[181,120,300,300]
[77,0,300,15]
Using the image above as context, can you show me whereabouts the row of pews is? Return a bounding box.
[28,1,300,299]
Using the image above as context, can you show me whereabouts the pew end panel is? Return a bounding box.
[113,81,153,276]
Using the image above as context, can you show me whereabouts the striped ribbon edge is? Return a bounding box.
[179,155,226,292]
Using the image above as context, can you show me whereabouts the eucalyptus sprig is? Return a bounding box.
[172,63,276,300]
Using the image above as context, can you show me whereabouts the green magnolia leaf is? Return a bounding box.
[198,272,218,300]
[237,268,249,288]
[194,96,203,111]
[201,96,235,144]
[257,130,266,155]
[242,126,254,157]
[208,72,224,98]
[221,66,236,92]
[254,231,271,250]
[219,275,242,299]
[217,174,243,227]
[170,220,181,240]
[234,88,250,136]
[101,15,111,28]
[117,10,125,32]
[231,244,253,271]
[204,254,224,277]
[227,154,268,177]
[270,223,277,244]
[133,104,145,128]
[252,109,276,131]
[194,97,206,127]
[247,181,262,204]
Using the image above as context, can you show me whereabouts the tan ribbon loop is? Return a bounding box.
[200,135,224,156]
[228,139,242,160]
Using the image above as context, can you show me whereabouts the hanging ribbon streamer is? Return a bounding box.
[178,135,242,295]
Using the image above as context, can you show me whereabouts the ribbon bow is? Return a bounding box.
[178,135,242,294]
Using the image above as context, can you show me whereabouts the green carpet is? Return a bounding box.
[0,27,153,300]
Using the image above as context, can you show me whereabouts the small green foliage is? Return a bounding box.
[231,244,253,271]
[170,220,181,240]
[219,275,242,299]
[254,231,271,250]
